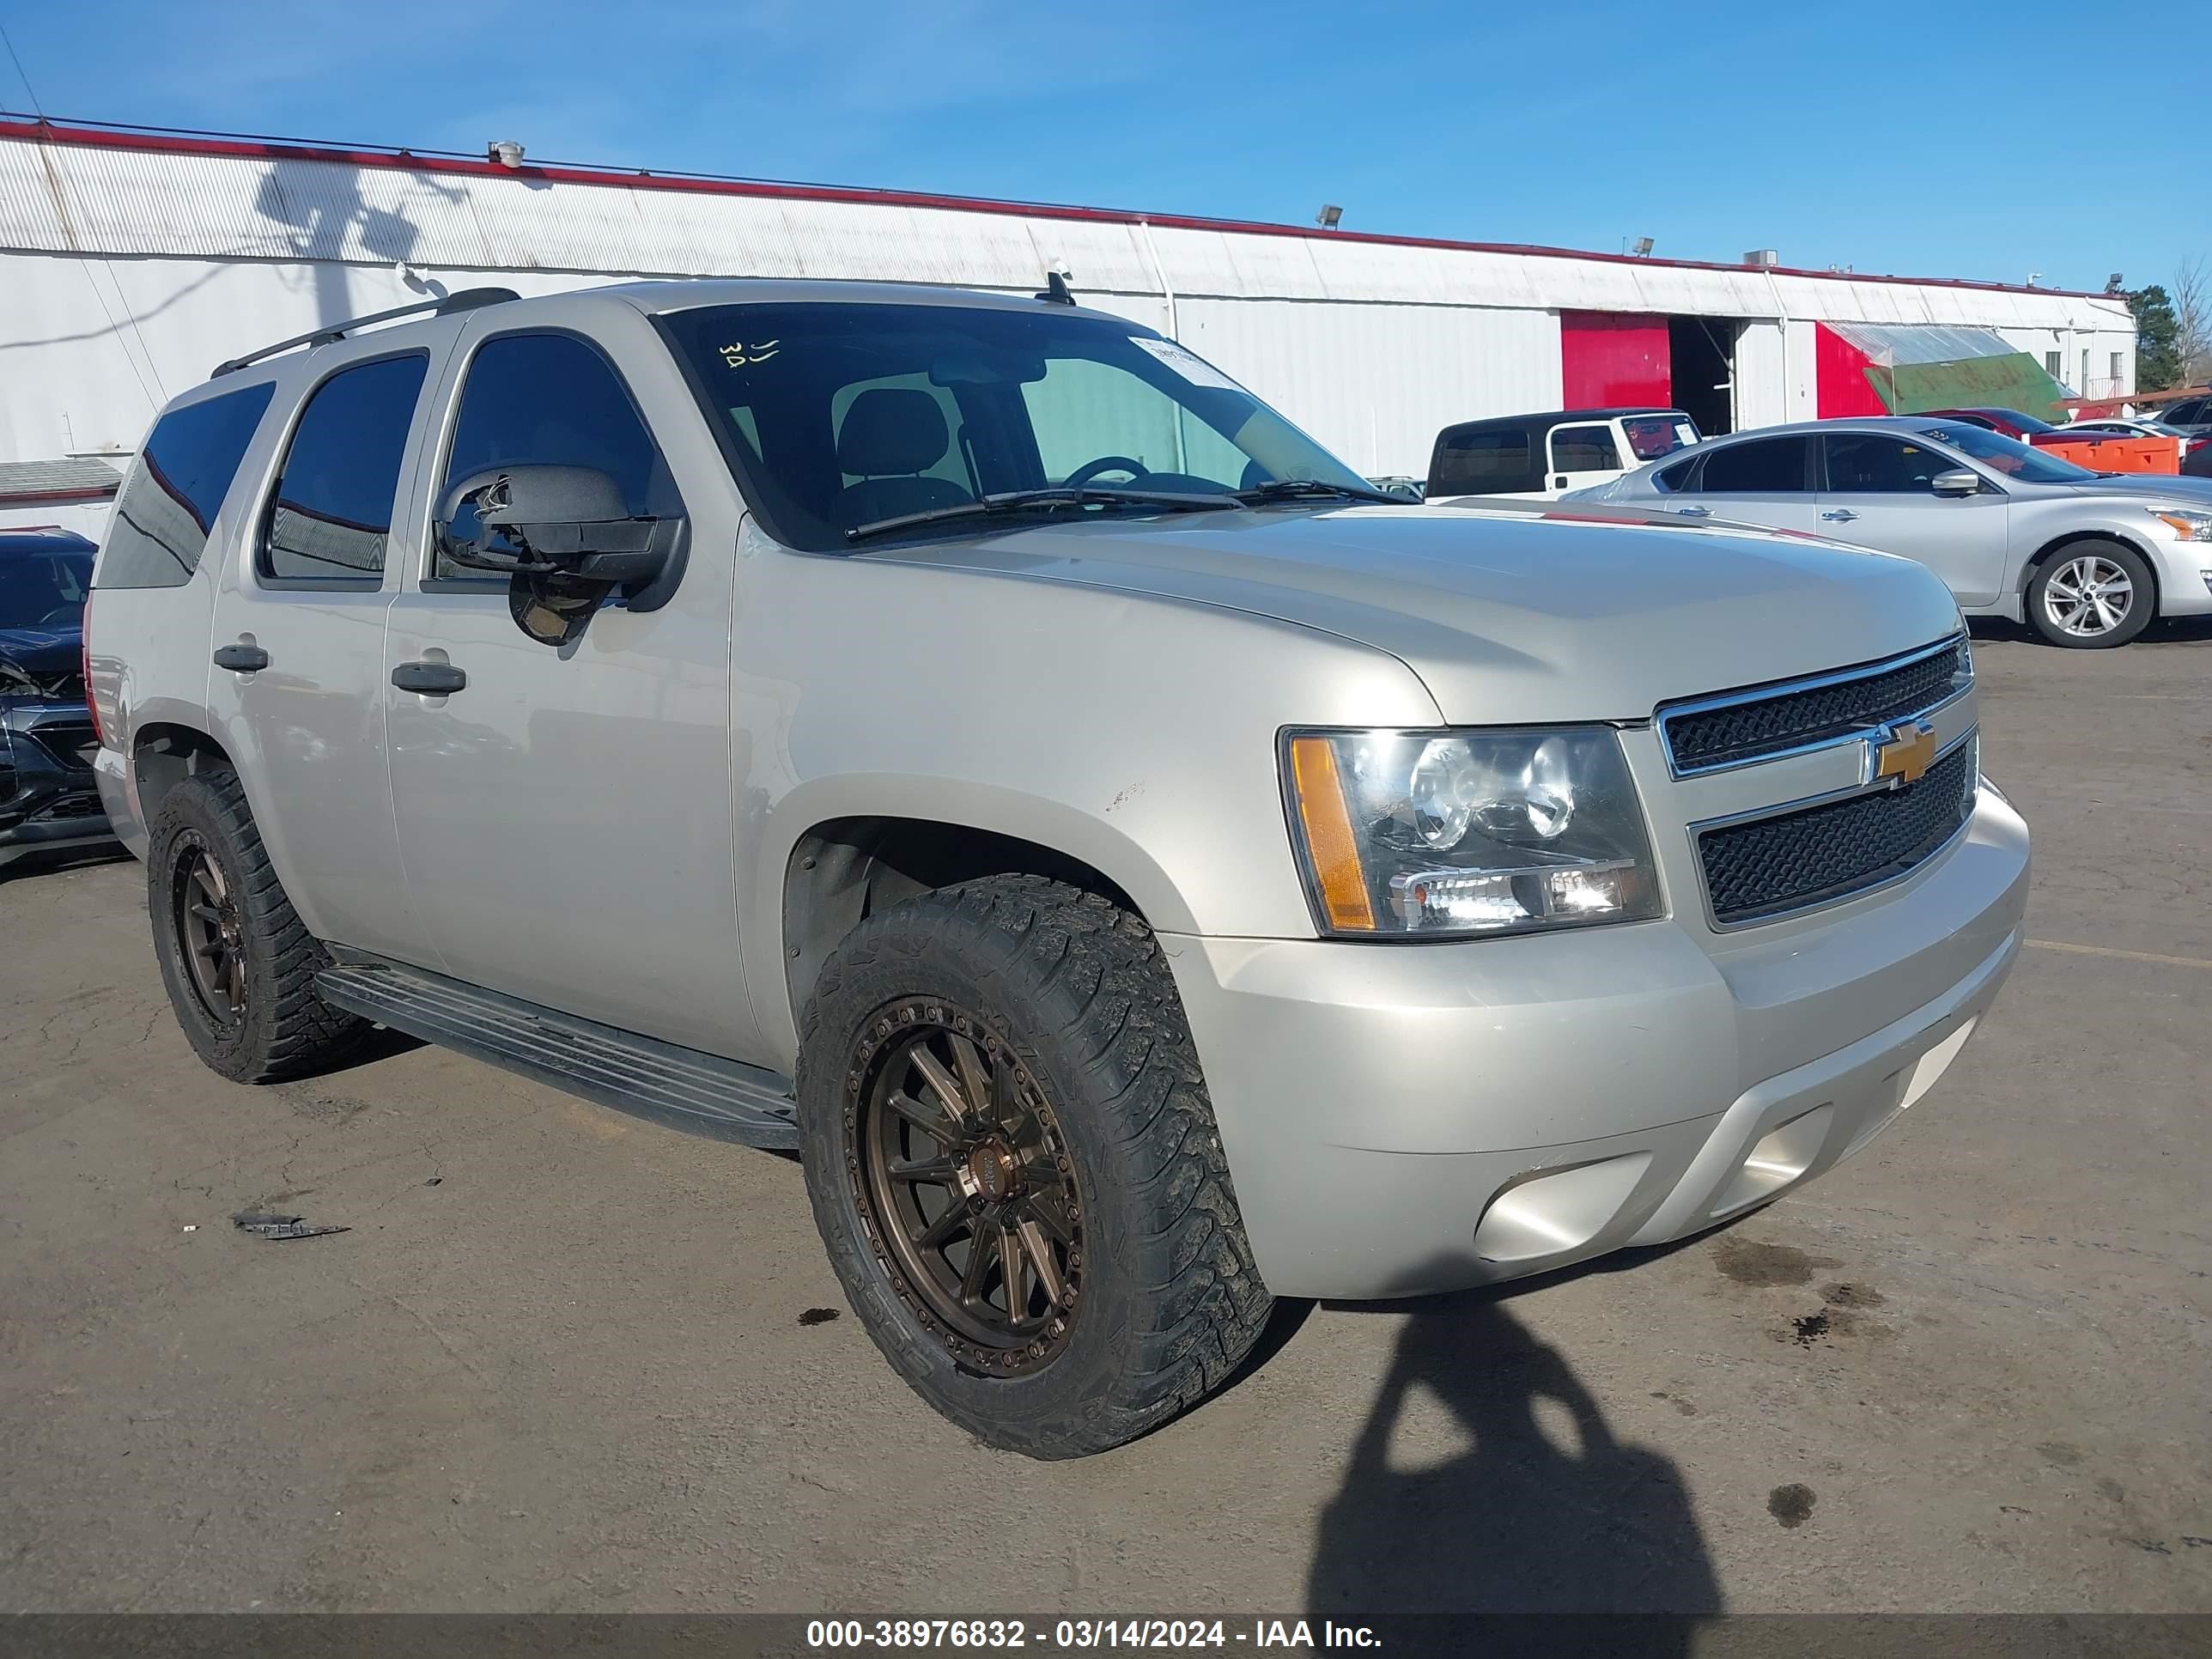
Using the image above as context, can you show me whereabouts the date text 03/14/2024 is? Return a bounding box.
[804,1620,1382,1650]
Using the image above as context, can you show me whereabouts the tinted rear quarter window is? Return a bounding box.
[98,383,276,589]
[261,355,428,585]
[1432,426,1534,494]
[1698,435,1810,493]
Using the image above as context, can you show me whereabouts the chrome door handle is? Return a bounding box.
[1674,504,1711,517]
[1821,508,1859,522]
[212,642,269,672]
[391,660,467,696]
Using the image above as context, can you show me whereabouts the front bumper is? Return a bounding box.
[0,704,115,867]
[1161,788,2029,1299]
[2146,535,2212,617]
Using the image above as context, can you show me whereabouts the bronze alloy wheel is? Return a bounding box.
[173,834,246,1027]
[847,999,1083,1374]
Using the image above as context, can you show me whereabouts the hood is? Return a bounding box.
[2058,472,2212,504]
[871,502,1961,724]
[0,622,82,692]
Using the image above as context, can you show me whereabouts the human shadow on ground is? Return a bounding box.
[1306,1262,1721,1645]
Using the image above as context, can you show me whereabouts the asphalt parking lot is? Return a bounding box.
[3,622,2208,1619]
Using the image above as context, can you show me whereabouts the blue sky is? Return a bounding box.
[3,0,2203,295]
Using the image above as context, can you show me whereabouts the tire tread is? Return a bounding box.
[798,875,1272,1458]
[148,769,366,1083]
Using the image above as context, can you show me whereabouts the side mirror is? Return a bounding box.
[436,465,679,586]
[1930,469,1982,498]
[434,466,687,646]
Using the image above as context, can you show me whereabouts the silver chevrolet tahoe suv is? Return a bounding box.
[87,279,2029,1457]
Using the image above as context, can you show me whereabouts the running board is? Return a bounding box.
[314,955,799,1152]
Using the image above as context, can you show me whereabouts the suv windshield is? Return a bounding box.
[1917,422,2096,484]
[659,302,1370,550]
[1620,414,1698,461]
[0,545,92,630]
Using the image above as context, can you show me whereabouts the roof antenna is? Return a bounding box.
[1035,270,1076,305]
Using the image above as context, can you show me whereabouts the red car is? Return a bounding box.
[1915,407,2074,445]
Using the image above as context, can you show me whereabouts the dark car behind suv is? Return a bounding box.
[1,528,112,868]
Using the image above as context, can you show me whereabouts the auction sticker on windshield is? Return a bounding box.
[1132,337,1245,392]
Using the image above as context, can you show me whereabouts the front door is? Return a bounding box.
[1817,432,2010,605]
[380,319,756,1058]
[1545,422,1628,497]
[1667,433,1822,537]
[206,343,446,964]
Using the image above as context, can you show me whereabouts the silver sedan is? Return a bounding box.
[1566,416,2212,647]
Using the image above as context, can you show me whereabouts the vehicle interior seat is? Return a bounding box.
[836,388,975,526]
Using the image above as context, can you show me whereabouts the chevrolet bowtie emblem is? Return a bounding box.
[1869,719,1937,787]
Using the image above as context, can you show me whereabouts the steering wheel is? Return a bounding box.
[1063,455,1150,489]
[39,605,76,627]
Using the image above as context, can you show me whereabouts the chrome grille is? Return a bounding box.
[1698,738,1977,927]
[1661,636,1970,775]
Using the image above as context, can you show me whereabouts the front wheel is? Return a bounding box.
[797,876,1272,1458]
[2027,541,2154,647]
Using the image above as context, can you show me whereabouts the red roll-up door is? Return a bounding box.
[1560,311,1670,409]
[1814,324,1890,417]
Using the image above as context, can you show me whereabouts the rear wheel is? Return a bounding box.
[2027,540,2154,647]
[797,876,1272,1458]
[147,769,368,1082]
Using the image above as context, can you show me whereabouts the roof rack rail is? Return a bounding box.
[210,286,520,377]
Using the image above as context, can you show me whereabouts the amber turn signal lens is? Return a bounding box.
[1288,736,1376,932]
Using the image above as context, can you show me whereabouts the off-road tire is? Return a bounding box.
[2027,539,2155,648]
[797,876,1273,1458]
[147,769,367,1082]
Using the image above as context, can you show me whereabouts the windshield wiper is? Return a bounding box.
[1233,477,1400,506]
[845,485,1240,544]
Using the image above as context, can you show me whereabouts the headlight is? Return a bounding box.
[1282,727,1664,938]
[2149,506,2212,542]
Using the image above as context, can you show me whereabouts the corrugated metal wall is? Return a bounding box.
[0,132,2139,480]
[1172,299,1561,475]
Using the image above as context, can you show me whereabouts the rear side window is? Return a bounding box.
[1431,426,1534,494]
[1697,435,1810,494]
[99,383,275,588]
[437,332,672,580]
[261,355,428,585]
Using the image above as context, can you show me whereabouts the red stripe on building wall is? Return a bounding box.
[1814,323,1889,417]
[0,114,2118,300]
[0,486,118,507]
[1560,312,1671,409]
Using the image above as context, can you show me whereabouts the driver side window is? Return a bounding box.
[437,332,671,580]
[1824,434,1947,494]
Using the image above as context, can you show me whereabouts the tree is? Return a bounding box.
[2129,284,2185,390]
[2173,258,2211,386]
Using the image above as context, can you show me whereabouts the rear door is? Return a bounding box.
[1817,431,2009,603]
[1543,422,1626,497]
[380,306,759,1058]
[1662,434,1821,536]
[205,334,459,963]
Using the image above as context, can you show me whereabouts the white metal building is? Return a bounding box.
[0,114,2137,527]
